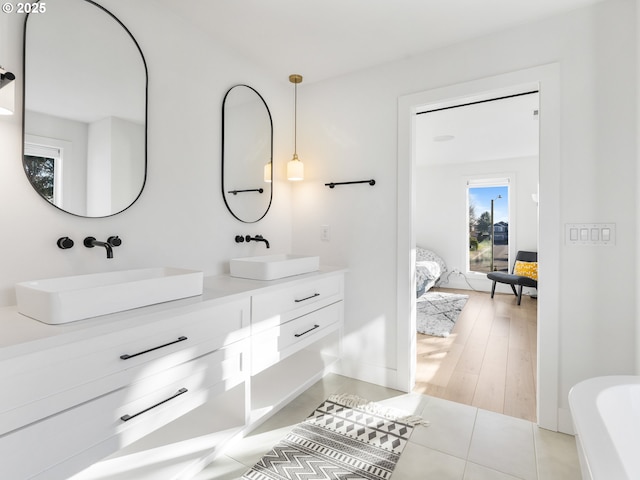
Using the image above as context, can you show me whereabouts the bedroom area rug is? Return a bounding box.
[241,394,428,480]
[416,291,469,337]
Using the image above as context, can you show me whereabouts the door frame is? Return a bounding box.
[396,64,561,430]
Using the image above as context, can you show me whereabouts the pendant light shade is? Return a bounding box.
[264,161,272,183]
[287,153,304,181]
[287,74,304,181]
[0,68,15,115]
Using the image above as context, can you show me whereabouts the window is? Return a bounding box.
[467,179,509,274]
[24,138,63,206]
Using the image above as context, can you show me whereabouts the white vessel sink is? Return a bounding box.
[16,267,203,325]
[230,254,319,281]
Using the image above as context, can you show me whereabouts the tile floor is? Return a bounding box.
[194,374,582,480]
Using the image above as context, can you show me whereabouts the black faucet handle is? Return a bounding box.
[57,237,74,249]
[107,236,122,247]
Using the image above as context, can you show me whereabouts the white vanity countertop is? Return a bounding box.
[0,266,346,359]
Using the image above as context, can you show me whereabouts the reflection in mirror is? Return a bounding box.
[222,85,273,223]
[23,0,147,217]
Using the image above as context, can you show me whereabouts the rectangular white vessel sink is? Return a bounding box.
[16,267,204,325]
[230,254,319,281]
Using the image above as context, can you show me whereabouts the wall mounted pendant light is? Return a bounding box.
[0,67,16,115]
[287,74,304,181]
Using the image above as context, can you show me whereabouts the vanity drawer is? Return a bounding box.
[0,298,250,435]
[251,274,344,333]
[251,301,342,375]
[0,340,247,480]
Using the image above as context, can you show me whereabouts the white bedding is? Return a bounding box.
[416,247,447,297]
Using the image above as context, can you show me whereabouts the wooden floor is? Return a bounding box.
[413,287,538,422]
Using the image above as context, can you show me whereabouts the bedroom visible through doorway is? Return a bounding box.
[412,89,539,422]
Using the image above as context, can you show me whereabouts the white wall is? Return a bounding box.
[0,0,293,306]
[416,156,539,293]
[87,117,112,216]
[292,0,637,430]
[637,0,640,376]
[109,117,145,214]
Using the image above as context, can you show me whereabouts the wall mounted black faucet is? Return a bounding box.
[56,237,74,249]
[84,236,122,259]
[245,234,270,248]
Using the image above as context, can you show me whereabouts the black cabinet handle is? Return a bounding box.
[120,388,188,422]
[120,336,188,360]
[294,293,320,303]
[294,324,320,338]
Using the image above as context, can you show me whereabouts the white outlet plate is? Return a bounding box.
[320,225,330,242]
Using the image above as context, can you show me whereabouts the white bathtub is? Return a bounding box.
[568,376,640,480]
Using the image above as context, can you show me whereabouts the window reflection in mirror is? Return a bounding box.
[222,85,273,223]
[23,0,147,217]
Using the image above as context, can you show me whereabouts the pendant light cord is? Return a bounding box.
[293,81,298,156]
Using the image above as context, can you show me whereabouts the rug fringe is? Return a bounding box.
[328,393,430,427]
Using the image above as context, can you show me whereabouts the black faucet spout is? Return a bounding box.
[84,237,114,258]
[245,235,270,248]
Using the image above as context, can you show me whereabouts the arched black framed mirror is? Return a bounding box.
[222,84,273,223]
[23,0,148,218]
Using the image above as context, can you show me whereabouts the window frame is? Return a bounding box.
[465,175,514,276]
[24,134,69,207]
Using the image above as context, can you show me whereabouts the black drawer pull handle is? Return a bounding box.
[120,388,188,422]
[295,324,320,338]
[120,336,188,360]
[294,293,320,303]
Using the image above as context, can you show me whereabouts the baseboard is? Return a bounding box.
[333,360,400,391]
[557,407,575,435]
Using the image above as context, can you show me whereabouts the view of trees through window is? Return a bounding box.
[468,184,509,273]
[24,155,55,201]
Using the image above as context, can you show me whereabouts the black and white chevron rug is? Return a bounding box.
[241,394,428,480]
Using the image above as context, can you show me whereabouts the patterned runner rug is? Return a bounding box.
[241,394,428,480]
[416,291,469,337]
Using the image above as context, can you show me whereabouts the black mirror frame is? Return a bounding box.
[22,0,148,218]
[221,84,273,223]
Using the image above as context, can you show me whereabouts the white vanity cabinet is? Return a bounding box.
[0,298,251,480]
[0,268,344,480]
[251,274,343,375]
[248,272,344,424]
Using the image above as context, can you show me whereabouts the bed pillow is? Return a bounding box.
[514,260,538,281]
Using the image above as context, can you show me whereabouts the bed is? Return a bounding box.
[415,247,447,297]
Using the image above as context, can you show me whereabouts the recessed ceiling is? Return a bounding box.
[416,92,540,166]
[151,0,604,82]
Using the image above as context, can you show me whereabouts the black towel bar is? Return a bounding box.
[228,188,264,195]
[325,179,375,188]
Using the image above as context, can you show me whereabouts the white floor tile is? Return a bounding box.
[376,391,431,417]
[194,374,582,480]
[191,454,247,480]
[534,427,582,480]
[222,425,292,468]
[468,409,537,480]
[410,395,478,459]
[392,442,466,479]
[463,462,523,480]
[335,375,406,402]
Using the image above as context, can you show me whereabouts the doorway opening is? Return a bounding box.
[396,64,561,431]
[412,91,539,422]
